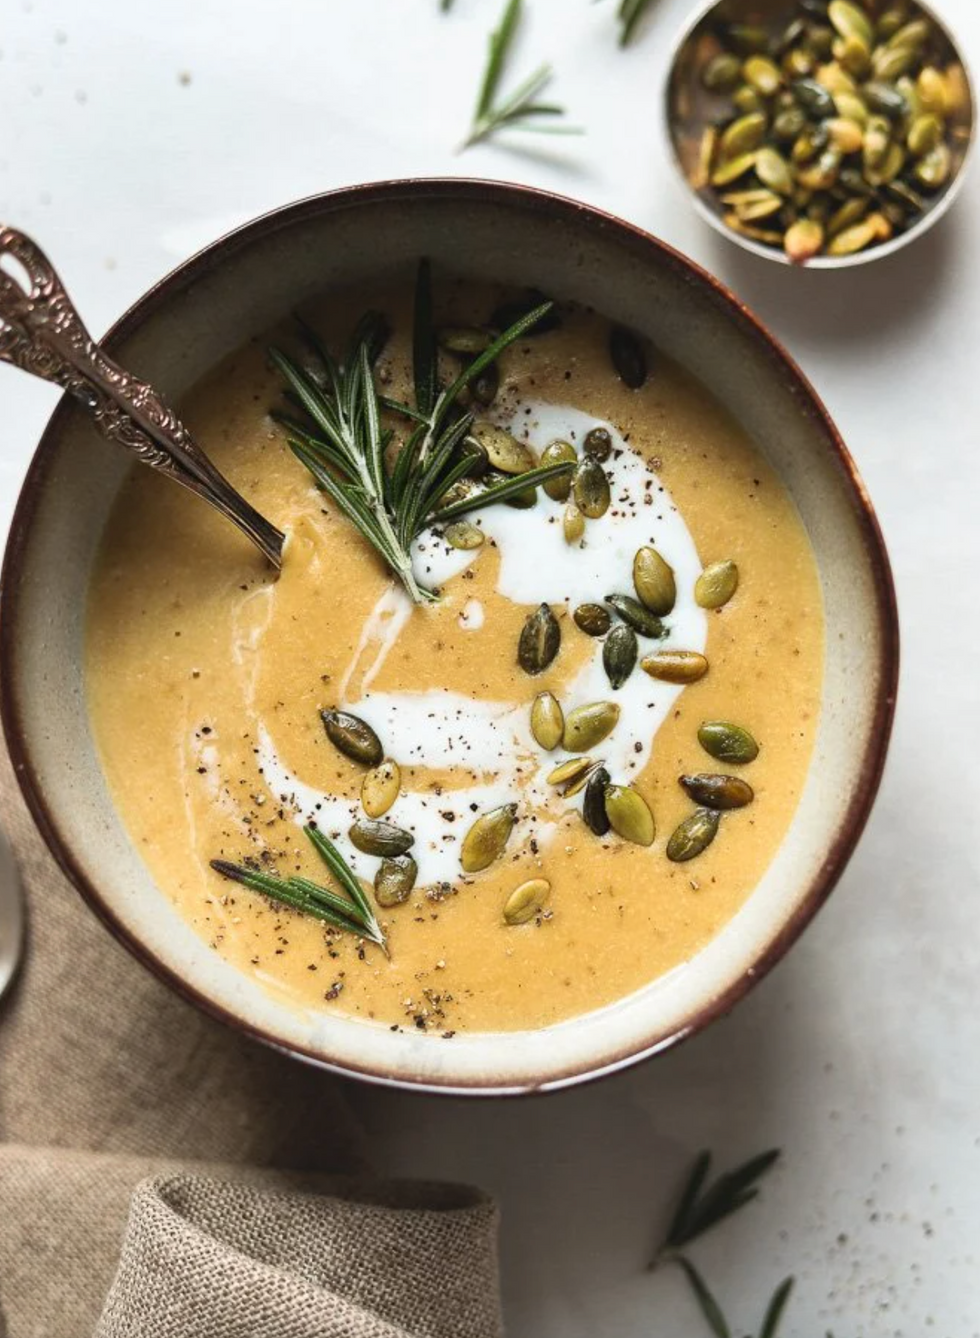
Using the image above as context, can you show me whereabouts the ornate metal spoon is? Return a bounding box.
[0,225,284,569]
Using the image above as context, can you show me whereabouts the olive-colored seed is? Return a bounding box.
[470,364,499,408]
[609,326,648,390]
[633,546,677,615]
[459,437,490,477]
[884,178,924,212]
[603,624,638,690]
[755,146,795,195]
[530,691,565,751]
[606,592,667,639]
[806,23,835,60]
[444,519,485,551]
[792,122,830,165]
[349,818,415,857]
[573,457,611,519]
[720,112,769,161]
[895,74,923,120]
[640,650,709,684]
[666,808,720,862]
[862,114,892,171]
[797,146,842,191]
[866,140,905,187]
[793,76,837,117]
[573,602,612,637]
[828,0,874,49]
[503,878,551,926]
[679,772,755,810]
[711,151,759,187]
[563,502,585,544]
[723,188,784,222]
[915,142,951,189]
[872,42,917,82]
[547,755,594,789]
[863,81,907,118]
[503,483,538,510]
[695,559,739,609]
[827,218,880,255]
[886,17,930,51]
[438,326,492,356]
[835,33,872,79]
[733,84,765,114]
[698,720,760,764]
[361,759,401,819]
[321,709,383,767]
[917,66,949,117]
[742,56,782,98]
[518,603,561,676]
[693,125,720,190]
[470,421,537,475]
[784,217,825,262]
[826,116,864,154]
[582,767,611,836]
[774,15,806,56]
[374,854,418,908]
[541,440,578,500]
[461,803,518,874]
[604,784,655,847]
[834,90,869,126]
[702,52,743,92]
[562,701,621,752]
[783,47,815,79]
[724,213,785,246]
[907,113,943,158]
[773,107,807,142]
[725,22,770,54]
[814,60,857,96]
[827,195,870,237]
[876,6,910,43]
[839,165,876,197]
[584,426,614,461]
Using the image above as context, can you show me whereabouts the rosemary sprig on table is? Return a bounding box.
[270,260,573,605]
[461,0,577,150]
[615,0,655,47]
[211,822,386,952]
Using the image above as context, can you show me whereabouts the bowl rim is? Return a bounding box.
[0,177,901,1094]
[662,0,977,269]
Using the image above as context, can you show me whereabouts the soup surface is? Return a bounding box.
[86,275,823,1035]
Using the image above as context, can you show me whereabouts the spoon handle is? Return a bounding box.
[0,225,283,570]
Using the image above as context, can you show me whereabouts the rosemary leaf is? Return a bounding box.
[303,823,376,932]
[618,0,655,46]
[758,1277,795,1338]
[209,860,371,941]
[674,1258,731,1338]
[429,461,575,524]
[664,1149,712,1254]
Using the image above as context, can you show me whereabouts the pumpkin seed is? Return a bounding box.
[702,52,743,92]
[695,559,739,609]
[863,114,892,171]
[872,43,917,82]
[582,767,611,836]
[321,709,383,767]
[603,624,638,690]
[547,755,596,793]
[755,146,795,195]
[876,5,910,42]
[867,140,905,186]
[698,720,760,764]
[720,112,769,160]
[679,772,755,810]
[563,502,585,544]
[605,593,666,639]
[518,603,561,676]
[886,17,930,51]
[917,66,949,116]
[827,218,880,254]
[503,878,550,925]
[573,603,612,637]
[827,195,870,236]
[640,650,709,684]
[583,426,613,461]
[374,854,417,907]
[438,326,492,356]
[806,23,835,59]
[461,803,518,873]
[828,0,873,49]
[459,437,490,478]
[742,56,782,98]
[793,77,837,117]
[826,116,864,154]
[733,85,765,114]
[609,326,648,390]
[470,422,536,475]
[541,440,577,500]
[815,60,857,95]
[863,81,907,118]
[711,152,759,187]
[908,113,943,157]
[839,165,876,196]
[349,818,414,857]
[784,217,825,261]
[915,142,951,189]
[693,125,719,190]
[444,519,485,551]
[632,546,677,615]
[361,759,401,819]
[834,90,869,125]
[773,107,807,142]
[573,458,611,519]
[504,483,538,510]
[530,692,564,751]
[562,701,621,752]
[774,16,807,55]
[604,784,655,847]
[470,363,499,408]
[666,808,720,862]
[723,189,784,222]
[884,178,924,212]
[895,74,922,120]
[835,34,872,79]
[797,147,842,190]
[725,23,770,54]
[783,47,815,79]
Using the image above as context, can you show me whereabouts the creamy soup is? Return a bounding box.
[86,274,823,1035]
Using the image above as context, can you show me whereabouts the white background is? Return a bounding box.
[3,0,980,1333]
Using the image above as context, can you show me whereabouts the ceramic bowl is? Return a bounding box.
[0,180,899,1093]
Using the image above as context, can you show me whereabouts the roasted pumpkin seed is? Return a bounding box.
[702,52,743,92]
[711,151,759,187]
[666,808,720,862]
[863,80,907,117]
[461,803,518,873]
[733,84,765,114]
[503,878,550,925]
[361,759,401,819]
[827,195,871,237]
[469,364,499,409]
[742,56,782,98]
[563,701,621,752]
[725,22,769,53]
[826,116,864,154]
[915,142,951,188]
[605,593,666,639]
[908,113,944,157]
[573,602,612,637]
[604,784,655,847]
[547,755,601,796]
[720,112,769,160]
[755,146,795,195]
[603,625,638,690]
[374,854,418,907]
[444,520,485,551]
[582,767,611,836]
[836,34,872,79]
[828,0,873,49]
[797,146,842,190]
[541,440,577,500]
[872,42,917,82]
[827,218,879,254]
[470,422,536,475]
[349,818,414,857]
[633,546,677,615]
[793,76,837,117]
[698,720,760,764]
[583,426,613,461]
[321,709,383,767]
[784,217,825,262]
[917,66,949,116]
[679,772,755,809]
[886,17,930,51]
[563,502,585,544]
[438,326,492,355]
[773,107,807,142]
[518,603,561,676]
[695,559,739,609]
[573,458,611,519]
[609,326,648,390]
[530,692,564,751]
[640,650,709,684]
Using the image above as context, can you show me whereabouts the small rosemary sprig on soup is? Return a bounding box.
[270,260,574,605]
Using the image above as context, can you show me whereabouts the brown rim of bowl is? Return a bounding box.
[0,178,900,1096]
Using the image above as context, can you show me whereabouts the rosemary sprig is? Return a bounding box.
[210,823,386,951]
[674,1259,795,1338]
[271,260,574,605]
[616,0,656,46]
[461,0,577,150]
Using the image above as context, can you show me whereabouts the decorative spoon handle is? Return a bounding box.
[0,225,283,570]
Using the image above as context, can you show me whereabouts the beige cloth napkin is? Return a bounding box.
[0,748,503,1337]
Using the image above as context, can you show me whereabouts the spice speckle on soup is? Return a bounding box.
[85,271,823,1035]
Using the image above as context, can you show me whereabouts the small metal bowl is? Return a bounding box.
[665,0,976,267]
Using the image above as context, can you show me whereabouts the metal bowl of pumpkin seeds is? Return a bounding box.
[665,0,975,265]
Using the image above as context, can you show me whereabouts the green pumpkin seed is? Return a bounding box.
[583,426,613,461]
[720,112,769,160]
[834,90,869,125]
[563,701,621,752]
[792,122,830,164]
[321,709,383,767]
[895,74,923,120]
[725,23,770,54]
[826,116,864,154]
[884,178,925,212]
[361,759,401,819]
[835,34,872,79]
[908,113,943,157]
[914,142,951,189]
[863,114,892,171]
[722,189,784,222]
[816,61,857,95]
[459,437,490,477]
[806,23,835,59]
[886,17,930,51]
[469,363,499,409]
[444,520,485,551]
[461,803,518,873]
[784,217,825,262]
[742,56,782,98]
[547,755,600,795]
[872,43,917,82]
[828,1,873,49]
[541,440,577,500]
[783,47,815,79]
[518,603,561,676]
[695,559,739,609]
[374,854,418,907]
[609,326,648,390]
[863,81,907,118]
[604,784,655,847]
[866,140,905,186]
[563,502,585,544]
[793,77,837,117]
[470,421,536,475]
[603,624,638,690]
[827,218,880,254]
[773,16,807,56]
[917,66,949,116]
[605,593,667,639]
[632,546,677,615]
[698,720,760,764]
[349,818,415,857]
[755,146,795,195]
[679,773,755,810]
[504,484,538,510]
[573,458,611,519]
[827,195,871,237]
[876,6,910,42]
[797,146,842,190]
[573,602,612,637]
[711,152,759,187]
[693,125,719,190]
[582,767,611,836]
[701,52,743,92]
[733,85,765,114]
[438,326,492,356]
[530,692,564,751]
[503,878,550,925]
[640,650,709,684]
[773,107,807,142]
[839,165,876,196]
[666,808,720,862]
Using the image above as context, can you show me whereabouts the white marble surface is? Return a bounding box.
[3,0,979,1333]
